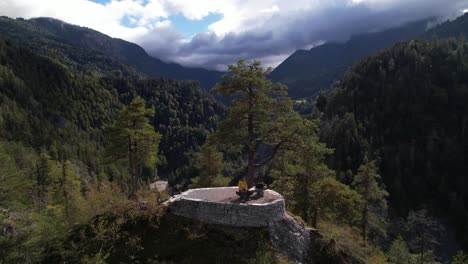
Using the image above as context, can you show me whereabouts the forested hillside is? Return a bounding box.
[0,31,226,262]
[0,16,222,90]
[0,35,224,186]
[271,13,468,99]
[103,77,224,186]
[2,8,468,263]
[270,19,429,98]
[318,38,468,249]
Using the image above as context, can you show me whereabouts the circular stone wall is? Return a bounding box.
[166,187,285,227]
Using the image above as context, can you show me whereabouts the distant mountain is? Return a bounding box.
[0,16,222,90]
[271,13,468,99]
[424,13,468,38]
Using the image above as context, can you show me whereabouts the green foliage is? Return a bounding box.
[0,33,224,262]
[317,221,388,263]
[0,16,222,90]
[387,235,411,264]
[107,96,161,196]
[0,35,224,189]
[0,142,33,210]
[312,177,363,226]
[54,212,283,264]
[189,143,229,188]
[352,159,388,244]
[269,19,431,98]
[452,251,468,264]
[106,77,225,188]
[320,38,468,248]
[271,14,468,99]
[53,160,87,224]
[213,59,297,186]
[405,209,443,263]
[268,119,360,228]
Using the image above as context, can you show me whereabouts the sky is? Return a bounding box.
[0,0,467,71]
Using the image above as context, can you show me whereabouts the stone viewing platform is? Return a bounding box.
[165,186,325,263]
[165,187,285,227]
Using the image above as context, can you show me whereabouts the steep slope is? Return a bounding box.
[103,77,224,183]
[425,13,468,39]
[0,36,224,183]
[0,36,120,157]
[0,16,222,90]
[47,204,360,264]
[270,19,429,98]
[319,38,468,248]
[271,13,468,99]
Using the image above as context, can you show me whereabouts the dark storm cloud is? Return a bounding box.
[137,0,468,70]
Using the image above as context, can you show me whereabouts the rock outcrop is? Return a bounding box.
[166,187,285,227]
[165,187,319,263]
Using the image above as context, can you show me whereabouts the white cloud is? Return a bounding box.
[0,0,467,70]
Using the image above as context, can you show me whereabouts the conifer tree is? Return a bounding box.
[189,143,227,188]
[387,235,411,264]
[107,96,161,198]
[213,60,300,187]
[36,153,51,209]
[452,251,468,264]
[55,160,83,223]
[405,209,442,264]
[352,158,388,246]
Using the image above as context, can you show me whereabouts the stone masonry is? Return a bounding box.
[165,187,318,263]
[165,187,285,227]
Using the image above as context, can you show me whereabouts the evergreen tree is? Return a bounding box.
[352,158,388,246]
[107,96,161,198]
[0,143,31,209]
[269,119,358,227]
[452,251,468,264]
[387,235,411,264]
[311,177,362,227]
[54,160,84,223]
[212,60,299,187]
[189,143,228,188]
[405,209,442,264]
[35,153,51,209]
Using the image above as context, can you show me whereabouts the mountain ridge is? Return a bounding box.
[271,13,468,98]
[0,16,223,90]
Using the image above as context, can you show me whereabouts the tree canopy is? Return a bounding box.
[213,60,310,187]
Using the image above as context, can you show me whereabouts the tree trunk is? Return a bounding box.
[311,208,318,228]
[362,202,368,247]
[246,105,255,188]
[420,240,424,264]
[247,148,255,188]
[62,160,69,220]
[128,135,136,199]
[36,164,43,210]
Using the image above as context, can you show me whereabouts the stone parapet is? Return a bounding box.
[165,187,285,227]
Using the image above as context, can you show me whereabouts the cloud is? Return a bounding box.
[138,0,468,70]
[0,0,467,70]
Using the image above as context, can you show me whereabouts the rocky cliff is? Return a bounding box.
[164,187,360,263]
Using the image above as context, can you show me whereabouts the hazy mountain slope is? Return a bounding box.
[271,14,468,99]
[425,13,468,38]
[0,16,222,90]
